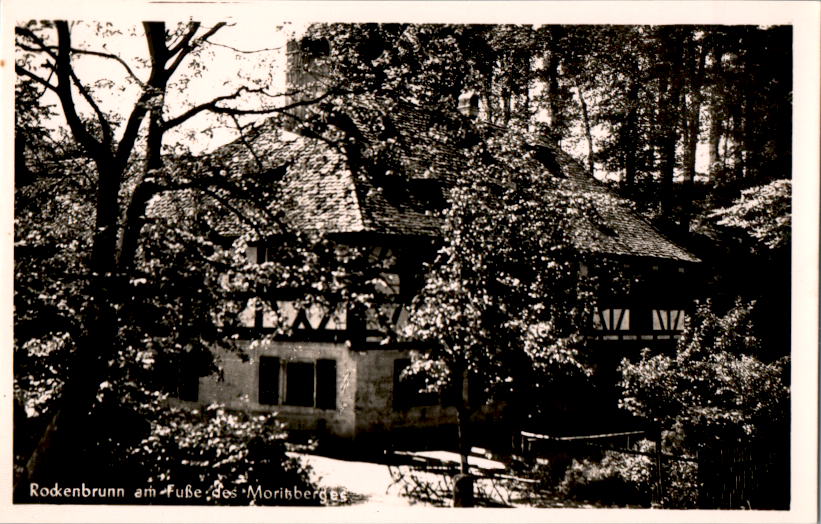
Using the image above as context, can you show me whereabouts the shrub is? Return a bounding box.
[618,300,789,508]
[558,444,653,507]
[131,404,318,505]
[619,300,789,449]
[556,439,698,508]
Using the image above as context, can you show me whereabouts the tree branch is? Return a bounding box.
[167,22,200,55]
[161,86,341,131]
[203,39,283,54]
[15,26,59,62]
[152,182,268,239]
[229,114,265,172]
[15,65,59,94]
[53,21,104,159]
[68,47,146,87]
[160,86,260,130]
[165,22,227,78]
[17,30,146,88]
[114,22,167,171]
[67,66,114,146]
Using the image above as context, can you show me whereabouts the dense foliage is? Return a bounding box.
[306,24,791,214]
[558,438,699,508]
[620,300,789,446]
[711,179,791,252]
[618,300,789,507]
[133,405,316,505]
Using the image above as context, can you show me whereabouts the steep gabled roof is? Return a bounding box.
[545,145,700,262]
[149,98,699,263]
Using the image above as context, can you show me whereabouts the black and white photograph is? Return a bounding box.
[3,1,818,522]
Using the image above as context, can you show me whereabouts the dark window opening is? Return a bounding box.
[285,361,315,407]
[258,357,337,409]
[178,371,199,402]
[259,356,280,405]
[532,145,566,178]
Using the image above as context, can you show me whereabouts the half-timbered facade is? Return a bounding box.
[150,38,700,446]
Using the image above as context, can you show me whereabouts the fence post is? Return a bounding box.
[654,426,664,507]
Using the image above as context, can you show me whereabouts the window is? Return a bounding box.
[259,357,336,410]
[259,356,280,405]
[247,244,276,264]
[285,361,315,407]
[393,359,439,410]
[652,309,686,331]
[593,308,630,331]
[369,246,401,295]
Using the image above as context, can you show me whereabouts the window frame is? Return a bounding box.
[259,357,337,410]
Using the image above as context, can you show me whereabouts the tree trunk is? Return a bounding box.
[740,45,757,181]
[707,116,722,181]
[682,36,706,185]
[117,89,167,271]
[574,79,595,177]
[455,394,470,475]
[501,87,511,126]
[623,81,640,188]
[707,41,725,182]
[448,361,475,506]
[543,48,562,139]
[658,30,684,220]
[679,33,707,233]
[14,293,119,500]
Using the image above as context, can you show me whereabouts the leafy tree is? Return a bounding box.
[710,179,791,252]
[405,126,626,474]
[619,299,789,452]
[13,19,335,498]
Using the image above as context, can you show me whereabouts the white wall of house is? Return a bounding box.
[353,349,457,436]
[196,342,459,441]
[199,340,358,438]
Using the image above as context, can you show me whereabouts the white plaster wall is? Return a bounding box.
[352,349,457,436]
[198,340,357,438]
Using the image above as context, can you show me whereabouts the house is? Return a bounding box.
[150,38,700,448]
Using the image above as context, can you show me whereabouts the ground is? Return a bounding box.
[291,452,417,507]
[292,451,591,508]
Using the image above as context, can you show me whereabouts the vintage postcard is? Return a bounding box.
[2,1,818,522]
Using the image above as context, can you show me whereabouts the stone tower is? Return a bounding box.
[285,36,331,128]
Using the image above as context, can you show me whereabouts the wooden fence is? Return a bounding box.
[696,443,789,509]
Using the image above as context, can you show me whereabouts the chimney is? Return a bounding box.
[284,36,331,131]
[457,90,480,119]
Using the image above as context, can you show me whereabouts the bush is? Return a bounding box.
[131,404,318,505]
[556,439,698,508]
[558,444,653,507]
[618,300,789,508]
[619,300,789,449]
